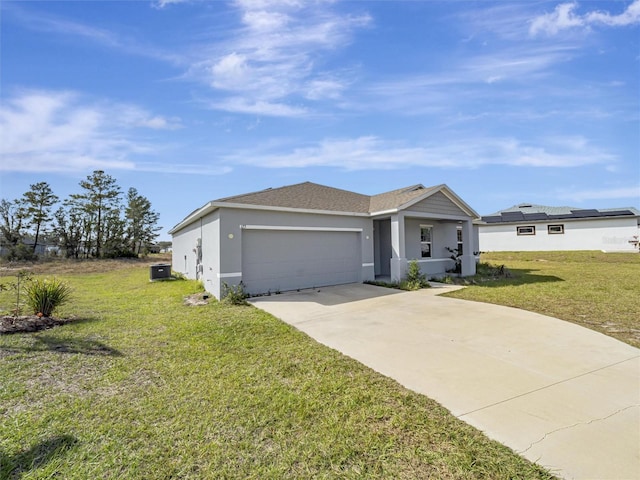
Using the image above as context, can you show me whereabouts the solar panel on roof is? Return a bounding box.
[601,210,634,216]
[570,209,601,218]
[524,213,548,221]
[481,216,503,223]
[502,212,525,221]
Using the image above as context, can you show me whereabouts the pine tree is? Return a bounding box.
[0,199,29,258]
[125,187,160,255]
[68,170,122,258]
[22,182,59,254]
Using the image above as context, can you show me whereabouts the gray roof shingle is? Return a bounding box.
[215,181,443,214]
[215,182,371,213]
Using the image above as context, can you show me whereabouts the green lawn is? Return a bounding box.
[0,263,554,479]
[445,251,640,348]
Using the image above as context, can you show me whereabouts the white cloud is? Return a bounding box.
[153,0,190,8]
[0,89,182,173]
[5,3,181,64]
[530,0,640,36]
[361,43,577,116]
[191,1,371,116]
[224,135,616,171]
[210,97,307,117]
[558,186,640,202]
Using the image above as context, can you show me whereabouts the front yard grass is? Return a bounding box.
[444,251,640,348]
[0,263,555,479]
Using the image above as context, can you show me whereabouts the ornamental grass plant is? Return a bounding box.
[25,278,72,317]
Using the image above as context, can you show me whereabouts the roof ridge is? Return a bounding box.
[213,181,312,203]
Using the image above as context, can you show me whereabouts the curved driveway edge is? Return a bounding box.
[250,283,640,480]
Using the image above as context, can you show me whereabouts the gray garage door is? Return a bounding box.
[241,229,361,295]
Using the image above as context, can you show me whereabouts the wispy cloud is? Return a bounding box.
[558,185,640,202]
[153,0,190,9]
[224,135,616,171]
[530,0,640,36]
[0,89,184,174]
[361,42,578,117]
[190,0,371,116]
[4,3,182,63]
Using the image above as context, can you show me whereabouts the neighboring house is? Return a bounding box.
[170,182,480,299]
[479,204,640,253]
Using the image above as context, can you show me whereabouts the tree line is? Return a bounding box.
[0,170,161,260]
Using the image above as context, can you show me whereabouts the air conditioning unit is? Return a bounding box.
[150,264,171,281]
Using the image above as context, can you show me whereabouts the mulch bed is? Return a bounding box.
[1,315,72,334]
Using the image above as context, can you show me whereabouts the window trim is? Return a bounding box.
[548,224,564,235]
[420,224,433,258]
[517,225,536,236]
[456,226,463,255]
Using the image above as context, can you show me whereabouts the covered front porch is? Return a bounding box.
[373,212,477,282]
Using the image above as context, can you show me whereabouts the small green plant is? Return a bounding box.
[171,271,187,280]
[404,260,430,290]
[475,262,512,279]
[445,246,462,274]
[221,281,249,305]
[25,278,72,317]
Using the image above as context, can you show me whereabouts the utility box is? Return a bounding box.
[150,264,171,281]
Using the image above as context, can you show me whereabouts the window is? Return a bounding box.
[517,226,536,236]
[548,224,564,234]
[456,227,463,255]
[420,225,432,257]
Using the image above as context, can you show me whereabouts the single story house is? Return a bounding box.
[479,204,640,253]
[169,182,480,298]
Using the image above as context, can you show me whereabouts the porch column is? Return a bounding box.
[461,219,476,276]
[390,213,407,281]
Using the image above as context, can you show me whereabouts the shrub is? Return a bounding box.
[221,281,249,306]
[25,278,72,317]
[405,260,430,290]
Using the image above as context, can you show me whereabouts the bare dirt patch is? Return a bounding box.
[1,315,74,334]
[183,293,210,306]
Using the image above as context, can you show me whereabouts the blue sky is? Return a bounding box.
[1,0,638,240]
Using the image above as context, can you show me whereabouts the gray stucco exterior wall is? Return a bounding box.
[174,206,375,298]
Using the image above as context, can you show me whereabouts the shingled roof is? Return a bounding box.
[216,181,445,214]
[170,181,478,234]
[215,182,371,213]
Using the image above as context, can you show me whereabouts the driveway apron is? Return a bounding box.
[250,283,640,480]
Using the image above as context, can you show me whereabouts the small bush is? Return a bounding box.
[405,260,430,290]
[476,262,513,279]
[221,281,249,306]
[25,278,72,317]
[365,262,431,292]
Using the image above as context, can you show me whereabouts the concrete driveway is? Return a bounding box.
[250,283,640,480]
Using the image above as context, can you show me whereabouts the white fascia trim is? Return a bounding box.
[217,272,242,278]
[168,202,218,235]
[370,208,399,217]
[220,202,369,217]
[241,225,363,232]
[362,263,374,267]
